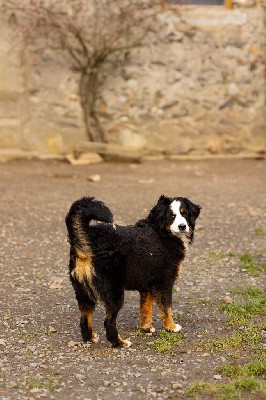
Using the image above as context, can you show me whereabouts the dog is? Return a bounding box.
[65,195,201,348]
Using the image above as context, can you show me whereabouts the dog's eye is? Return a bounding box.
[180,208,185,215]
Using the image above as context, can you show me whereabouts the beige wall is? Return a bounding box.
[0,5,265,155]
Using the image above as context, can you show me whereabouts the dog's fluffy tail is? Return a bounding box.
[65,197,113,252]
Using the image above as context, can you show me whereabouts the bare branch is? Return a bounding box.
[0,0,164,142]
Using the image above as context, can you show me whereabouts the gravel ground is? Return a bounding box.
[0,158,265,400]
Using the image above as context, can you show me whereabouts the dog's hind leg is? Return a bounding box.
[80,305,99,343]
[155,290,182,333]
[75,290,99,343]
[139,291,155,333]
[104,302,131,349]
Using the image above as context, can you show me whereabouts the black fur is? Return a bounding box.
[65,195,201,348]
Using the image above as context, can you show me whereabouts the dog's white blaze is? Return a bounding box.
[170,200,189,234]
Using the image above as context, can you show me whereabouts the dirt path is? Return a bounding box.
[0,159,265,400]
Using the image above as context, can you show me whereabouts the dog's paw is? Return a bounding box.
[113,336,132,349]
[121,339,132,348]
[141,324,156,333]
[168,324,182,333]
[90,332,99,343]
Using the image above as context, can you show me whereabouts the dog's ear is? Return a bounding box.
[185,198,201,222]
[148,195,171,229]
[157,195,171,206]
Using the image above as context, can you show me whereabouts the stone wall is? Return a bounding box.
[0,5,265,155]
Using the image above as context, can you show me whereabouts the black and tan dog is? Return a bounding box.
[65,195,201,348]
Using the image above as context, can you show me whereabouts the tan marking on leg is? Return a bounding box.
[176,262,183,276]
[140,292,155,333]
[81,309,99,343]
[157,302,182,332]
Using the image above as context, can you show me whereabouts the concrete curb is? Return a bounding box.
[0,148,264,164]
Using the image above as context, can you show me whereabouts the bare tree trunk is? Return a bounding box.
[79,69,107,142]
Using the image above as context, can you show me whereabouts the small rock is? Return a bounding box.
[208,138,223,154]
[0,339,6,346]
[30,388,41,393]
[87,174,101,183]
[213,375,222,380]
[66,153,103,165]
[49,282,63,289]
[68,340,79,348]
[49,277,64,289]
[248,207,259,217]
[172,383,183,389]
[47,326,57,334]
[228,83,239,96]
[196,225,204,231]
[223,296,233,304]
[75,373,85,381]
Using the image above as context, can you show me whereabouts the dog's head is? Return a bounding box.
[148,195,201,243]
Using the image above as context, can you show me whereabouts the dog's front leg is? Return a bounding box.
[139,291,155,333]
[155,290,182,333]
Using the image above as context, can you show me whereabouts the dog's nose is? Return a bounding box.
[178,224,186,231]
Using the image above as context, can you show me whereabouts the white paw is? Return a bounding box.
[122,339,132,349]
[141,326,156,333]
[91,332,99,343]
[166,324,182,333]
[172,324,182,332]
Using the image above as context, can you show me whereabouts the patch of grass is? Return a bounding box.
[239,253,266,277]
[187,378,264,400]
[134,327,145,337]
[198,332,243,352]
[0,312,11,321]
[23,349,34,359]
[153,330,184,353]
[197,323,264,352]
[202,299,214,309]
[254,226,266,236]
[24,375,60,392]
[217,358,266,379]
[208,251,235,260]
[35,274,46,282]
[19,330,35,342]
[219,285,266,325]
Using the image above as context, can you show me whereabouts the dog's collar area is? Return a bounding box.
[171,231,192,246]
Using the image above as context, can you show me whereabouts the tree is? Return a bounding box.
[2,0,162,143]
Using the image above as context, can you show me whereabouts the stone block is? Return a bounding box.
[66,152,103,165]
[75,141,143,163]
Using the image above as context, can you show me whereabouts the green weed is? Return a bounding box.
[217,358,266,379]
[197,323,264,352]
[24,375,59,392]
[239,253,266,277]
[35,274,46,282]
[208,251,235,260]
[187,378,264,400]
[254,226,266,236]
[219,285,266,325]
[18,331,35,342]
[153,330,184,353]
